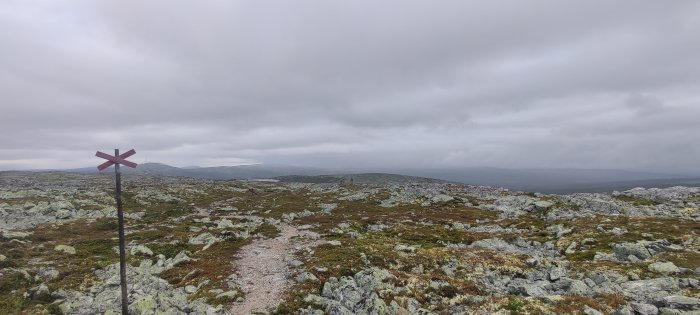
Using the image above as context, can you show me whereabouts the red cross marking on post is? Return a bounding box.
[96,149,138,171]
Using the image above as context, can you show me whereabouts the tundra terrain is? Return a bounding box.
[1,171,699,314]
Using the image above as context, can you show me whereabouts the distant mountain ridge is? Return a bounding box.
[68,162,329,180]
[275,173,448,184]
[63,163,700,194]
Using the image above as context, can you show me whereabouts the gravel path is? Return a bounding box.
[230,223,318,314]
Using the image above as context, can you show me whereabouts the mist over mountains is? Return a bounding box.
[65,162,700,194]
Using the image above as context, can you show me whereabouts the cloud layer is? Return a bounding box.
[1,1,699,171]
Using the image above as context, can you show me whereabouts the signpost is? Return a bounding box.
[96,149,137,315]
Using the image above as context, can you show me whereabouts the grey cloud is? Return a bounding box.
[1,0,699,171]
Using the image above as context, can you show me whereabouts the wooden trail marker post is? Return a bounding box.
[96,149,137,315]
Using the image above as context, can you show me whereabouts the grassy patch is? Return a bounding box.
[380,224,480,249]
[500,297,524,314]
[161,237,249,305]
[273,280,322,315]
[0,271,32,294]
[657,251,700,269]
[552,294,626,314]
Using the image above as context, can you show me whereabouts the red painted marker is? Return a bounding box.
[96,149,137,171]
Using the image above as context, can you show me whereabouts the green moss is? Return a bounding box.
[94,219,119,231]
[0,271,31,294]
[73,239,119,263]
[500,297,524,314]
[310,242,367,277]
[0,293,25,314]
[382,225,475,249]
[188,188,235,207]
[567,250,598,262]
[129,229,169,242]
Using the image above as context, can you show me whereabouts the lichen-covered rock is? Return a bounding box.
[131,245,154,256]
[188,232,219,245]
[630,302,659,315]
[662,295,700,311]
[486,195,537,217]
[58,254,222,315]
[431,194,454,203]
[54,244,76,255]
[297,272,318,282]
[216,218,235,229]
[649,262,681,274]
[583,305,604,315]
[469,237,561,258]
[612,240,679,262]
[621,277,679,302]
[306,267,399,314]
[614,242,651,261]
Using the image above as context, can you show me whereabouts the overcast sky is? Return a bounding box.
[1,1,699,171]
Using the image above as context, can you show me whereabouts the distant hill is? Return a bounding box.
[68,163,329,180]
[64,163,700,194]
[275,173,448,184]
[388,167,700,193]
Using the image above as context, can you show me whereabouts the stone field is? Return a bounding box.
[1,171,700,314]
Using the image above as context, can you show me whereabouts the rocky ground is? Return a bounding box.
[1,171,699,314]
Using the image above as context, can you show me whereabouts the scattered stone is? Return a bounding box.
[366,223,388,232]
[631,302,659,315]
[184,285,198,294]
[290,259,304,267]
[2,231,32,238]
[217,218,235,229]
[649,262,681,274]
[215,290,239,299]
[548,265,566,281]
[584,305,604,315]
[54,244,76,255]
[319,203,338,213]
[30,283,50,300]
[470,237,560,258]
[314,266,328,273]
[308,267,397,314]
[130,245,153,256]
[610,227,627,235]
[662,295,700,311]
[547,224,573,237]
[36,266,60,281]
[297,272,318,282]
[58,257,222,314]
[4,172,700,314]
[613,242,651,261]
[431,194,454,203]
[394,244,417,253]
[535,200,554,210]
[621,277,679,302]
[188,232,218,245]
